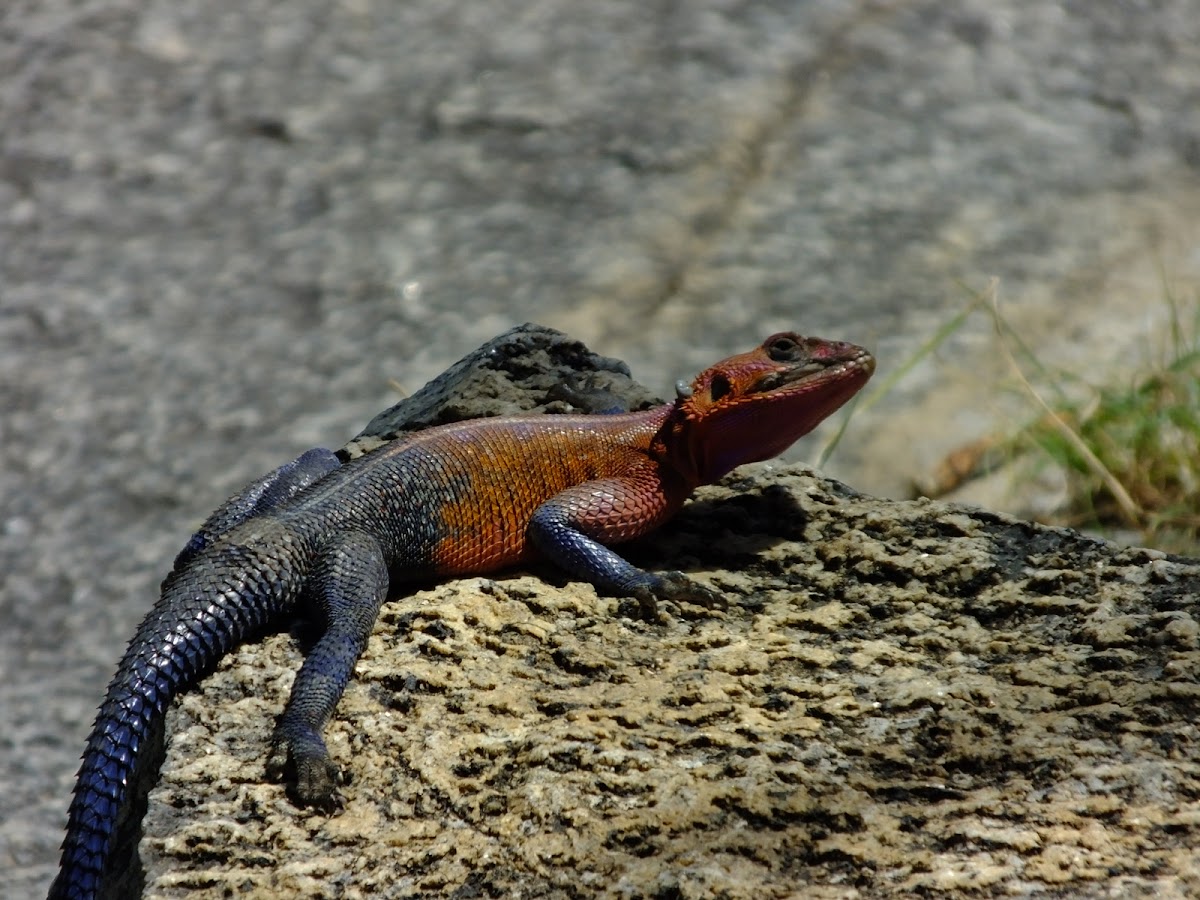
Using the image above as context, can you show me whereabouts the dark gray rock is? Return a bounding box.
[343,322,662,458]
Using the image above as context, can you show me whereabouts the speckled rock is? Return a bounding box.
[140,470,1200,898]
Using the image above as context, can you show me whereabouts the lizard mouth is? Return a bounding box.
[754,349,876,395]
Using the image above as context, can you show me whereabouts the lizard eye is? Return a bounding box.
[709,373,732,402]
[766,335,802,361]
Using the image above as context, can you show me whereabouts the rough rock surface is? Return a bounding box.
[122,324,1200,900]
[141,469,1200,898]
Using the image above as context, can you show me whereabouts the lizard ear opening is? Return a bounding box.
[709,373,732,403]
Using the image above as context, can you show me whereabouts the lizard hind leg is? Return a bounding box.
[266,529,389,809]
[171,448,341,574]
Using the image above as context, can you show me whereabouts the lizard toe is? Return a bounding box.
[266,735,343,810]
[292,755,344,811]
[264,742,289,784]
[622,572,725,621]
[654,571,726,609]
[619,590,662,622]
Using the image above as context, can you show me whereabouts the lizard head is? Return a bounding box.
[663,331,876,486]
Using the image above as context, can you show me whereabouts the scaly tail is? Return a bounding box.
[49,543,303,900]
[50,450,335,899]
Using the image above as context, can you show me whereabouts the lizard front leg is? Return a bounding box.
[527,474,722,620]
[266,529,388,808]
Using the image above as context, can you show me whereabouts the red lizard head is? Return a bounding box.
[661,332,876,487]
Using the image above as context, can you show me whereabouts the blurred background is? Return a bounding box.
[3,2,1199,895]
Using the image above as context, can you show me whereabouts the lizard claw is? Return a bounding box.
[626,571,725,621]
[266,738,344,811]
[655,570,727,611]
[292,757,344,812]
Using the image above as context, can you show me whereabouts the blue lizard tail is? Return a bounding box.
[50,542,304,900]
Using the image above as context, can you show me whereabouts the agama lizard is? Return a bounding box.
[50,332,874,900]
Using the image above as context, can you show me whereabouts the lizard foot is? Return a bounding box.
[625,571,725,621]
[266,739,344,811]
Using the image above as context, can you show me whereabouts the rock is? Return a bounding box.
[343,322,662,459]
[138,467,1200,894]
